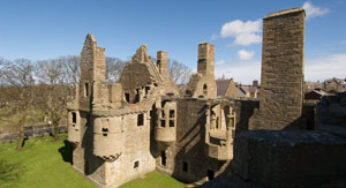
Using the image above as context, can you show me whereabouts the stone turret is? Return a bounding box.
[154,100,177,145]
[93,117,124,161]
[205,103,235,160]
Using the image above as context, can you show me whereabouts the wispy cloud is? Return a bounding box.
[305,53,346,81]
[303,1,329,19]
[215,19,262,46]
[237,50,254,61]
[214,53,346,84]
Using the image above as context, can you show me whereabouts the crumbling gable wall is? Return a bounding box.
[249,8,305,130]
[186,42,217,99]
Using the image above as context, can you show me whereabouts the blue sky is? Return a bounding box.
[0,0,345,84]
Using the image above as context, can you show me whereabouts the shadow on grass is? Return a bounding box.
[0,159,24,183]
[58,140,74,164]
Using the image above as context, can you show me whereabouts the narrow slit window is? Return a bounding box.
[137,114,144,126]
[125,92,130,103]
[84,82,89,97]
[161,151,166,166]
[72,112,77,124]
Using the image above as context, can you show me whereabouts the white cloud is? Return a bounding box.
[215,59,261,84]
[219,19,262,46]
[303,2,329,19]
[237,50,254,60]
[305,54,346,81]
[214,53,346,84]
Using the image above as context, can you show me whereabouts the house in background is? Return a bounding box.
[323,77,346,93]
[237,80,260,99]
[304,88,332,100]
[216,79,260,99]
[216,78,239,98]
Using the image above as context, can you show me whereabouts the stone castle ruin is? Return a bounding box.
[67,7,346,188]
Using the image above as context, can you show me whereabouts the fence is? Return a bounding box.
[0,123,67,143]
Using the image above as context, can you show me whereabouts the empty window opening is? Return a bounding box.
[145,86,150,96]
[125,92,130,103]
[134,161,139,168]
[135,89,140,103]
[169,110,175,118]
[161,151,166,166]
[157,60,161,67]
[161,110,165,118]
[169,120,174,127]
[72,112,77,124]
[207,170,214,180]
[102,128,108,136]
[183,161,188,172]
[166,92,174,96]
[161,120,166,127]
[84,82,89,97]
[137,114,144,126]
[185,90,192,97]
[203,84,208,95]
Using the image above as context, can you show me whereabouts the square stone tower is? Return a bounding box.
[249,8,305,130]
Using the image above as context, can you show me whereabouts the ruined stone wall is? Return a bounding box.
[186,42,217,99]
[232,130,346,188]
[154,98,232,183]
[249,8,305,130]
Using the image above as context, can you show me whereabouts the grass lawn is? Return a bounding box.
[0,134,184,188]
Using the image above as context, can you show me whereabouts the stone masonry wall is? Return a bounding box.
[249,8,305,130]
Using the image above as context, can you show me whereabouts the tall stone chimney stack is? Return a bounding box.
[157,51,169,75]
[197,42,215,77]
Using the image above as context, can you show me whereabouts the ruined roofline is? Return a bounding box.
[157,50,167,53]
[263,7,305,20]
[199,41,214,47]
[83,33,105,50]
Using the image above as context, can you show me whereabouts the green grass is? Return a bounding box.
[120,171,184,188]
[0,135,184,188]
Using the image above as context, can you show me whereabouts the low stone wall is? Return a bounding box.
[0,123,67,143]
[232,130,346,188]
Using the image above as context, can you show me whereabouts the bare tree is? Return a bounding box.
[0,58,35,150]
[60,56,80,88]
[169,60,192,84]
[106,57,127,83]
[36,59,74,140]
